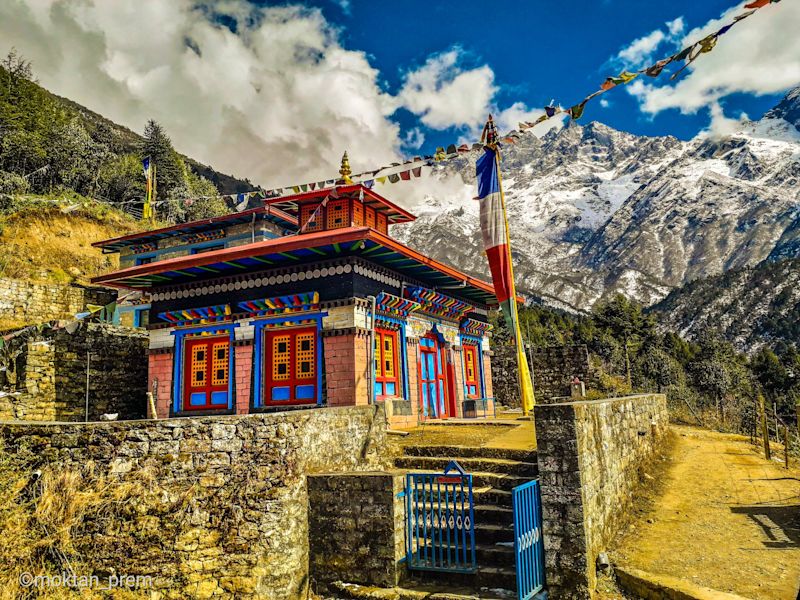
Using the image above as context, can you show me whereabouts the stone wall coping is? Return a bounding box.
[308,469,405,478]
[0,404,379,430]
[536,393,665,409]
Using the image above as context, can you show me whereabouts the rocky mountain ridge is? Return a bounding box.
[393,88,800,313]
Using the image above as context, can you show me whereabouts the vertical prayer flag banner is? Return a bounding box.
[476,120,535,414]
[142,156,153,220]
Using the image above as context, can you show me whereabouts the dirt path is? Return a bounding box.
[613,425,800,600]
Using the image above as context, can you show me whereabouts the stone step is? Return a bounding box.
[401,444,537,463]
[328,580,516,600]
[406,566,518,593]
[409,542,515,569]
[472,487,512,509]
[394,456,538,478]
[473,504,513,526]
[410,521,513,549]
[401,470,531,493]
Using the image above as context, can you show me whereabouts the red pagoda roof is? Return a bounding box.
[90,226,503,306]
[265,184,416,224]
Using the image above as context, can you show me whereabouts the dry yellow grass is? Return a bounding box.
[0,198,144,285]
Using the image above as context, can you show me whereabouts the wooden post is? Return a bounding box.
[760,395,771,461]
[784,425,790,469]
[773,402,779,442]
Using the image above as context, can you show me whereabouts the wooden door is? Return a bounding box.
[264,327,317,406]
[183,336,230,411]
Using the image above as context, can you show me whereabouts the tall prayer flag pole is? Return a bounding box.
[142,156,156,223]
[476,115,535,414]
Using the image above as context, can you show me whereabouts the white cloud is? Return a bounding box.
[0,0,402,188]
[615,15,686,68]
[617,30,666,66]
[628,3,800,115]
[599,98,610,108]
[666,17,685,37]
[699,102,749,139]
[493,102,564,137]
[395,48,496,131]
[402,127,425,150]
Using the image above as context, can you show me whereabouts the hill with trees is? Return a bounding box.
[0,49,252,223]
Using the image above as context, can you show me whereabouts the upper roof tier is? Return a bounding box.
[93,184,415,254]
[264,184,416,227]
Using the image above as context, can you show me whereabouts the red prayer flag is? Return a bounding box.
[744,0,770,7]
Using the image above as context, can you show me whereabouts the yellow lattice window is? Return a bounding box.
[383,336,395,379]
[211,342,229,386]
[326,199,348,230]
[295,332,315,379]
[300,203,322,232]
[191,345,207,387]
[365,206,376,229]
[272,335,291,381]
[352,200,364,226]
[465,348,475,381]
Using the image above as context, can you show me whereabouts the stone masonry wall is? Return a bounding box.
[534,394,668,598]
[1,323,147,421]
[308,472,406,591]
[492,344,598,407]
[0,277,116,327]
[0,405,389,599]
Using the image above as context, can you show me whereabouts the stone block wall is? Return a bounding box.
[534,394,668,598]
[308,472,406,591]
[322,330,370,407]
[0,277,116,327]
[1,323,147,421]
[492,344,598,407]
[0,405,389,599]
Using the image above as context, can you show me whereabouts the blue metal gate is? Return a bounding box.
[406,460,476,573]
[512,480,545,599]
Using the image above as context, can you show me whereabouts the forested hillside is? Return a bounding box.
[0,49,250,223]
[503,295,800,431]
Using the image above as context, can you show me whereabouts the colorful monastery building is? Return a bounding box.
[92,175,499,426]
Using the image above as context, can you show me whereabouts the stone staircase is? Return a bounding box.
[391,444,539,597]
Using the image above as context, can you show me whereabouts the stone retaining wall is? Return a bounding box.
[534,394,668,598]
[492,344,599,407]
[0,405,389,599]
[0,323,147,421]
[0,277,115,327]
[308,472,406,591]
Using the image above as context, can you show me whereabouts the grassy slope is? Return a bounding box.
[0,193,143,286]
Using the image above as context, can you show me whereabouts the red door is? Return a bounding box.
[183,336,230,410]
[264,327,317,406]
[419,334,449,419]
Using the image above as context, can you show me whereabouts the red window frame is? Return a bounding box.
[376,212,388,234]
[299,202,322,232]
[374,328,400,399]
[463,343,481,399]
[365,206,376,229]
[263,326,318,406]
[182,336,230,411]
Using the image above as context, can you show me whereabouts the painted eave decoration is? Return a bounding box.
[158,304,231,326]
[403,285,473,320]
[459,318,493,337]
[375,292,421,318]
[90,227,498,306]
[238,292,320,316]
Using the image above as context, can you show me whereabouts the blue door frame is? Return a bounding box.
[406,460,476,573]
[512,480,546,599]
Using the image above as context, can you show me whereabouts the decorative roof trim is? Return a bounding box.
[375,292,421,318]
[238,292,320,316]
[158,304,231,326]
[403,285,473,320]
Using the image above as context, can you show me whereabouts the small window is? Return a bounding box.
[135,256,153,266]
[278,342,287,353]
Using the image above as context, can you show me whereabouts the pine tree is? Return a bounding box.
[139,119,184,202]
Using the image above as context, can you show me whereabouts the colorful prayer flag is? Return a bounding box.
[476,117,535,414]
[744,0,770,7]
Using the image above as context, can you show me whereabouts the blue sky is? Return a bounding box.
[262,0,788,150]
[2,0,797,187]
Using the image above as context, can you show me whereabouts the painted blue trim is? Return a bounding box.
[190,242,225,255]
[134,254,156,266]
[121,230,272,265]
[170,323,239,413]
[459,334,486,400]
[375,314,410,401]
[249,311,327,408]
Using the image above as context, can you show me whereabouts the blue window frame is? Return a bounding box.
[135,254,154,265]
[133,307,150,328]
[191,243,225,255]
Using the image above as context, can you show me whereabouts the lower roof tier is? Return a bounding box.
[92,226,506,307]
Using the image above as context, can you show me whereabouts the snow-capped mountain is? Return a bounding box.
[393,87,800,312]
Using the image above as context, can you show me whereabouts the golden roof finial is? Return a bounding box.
[339,151,353,184]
